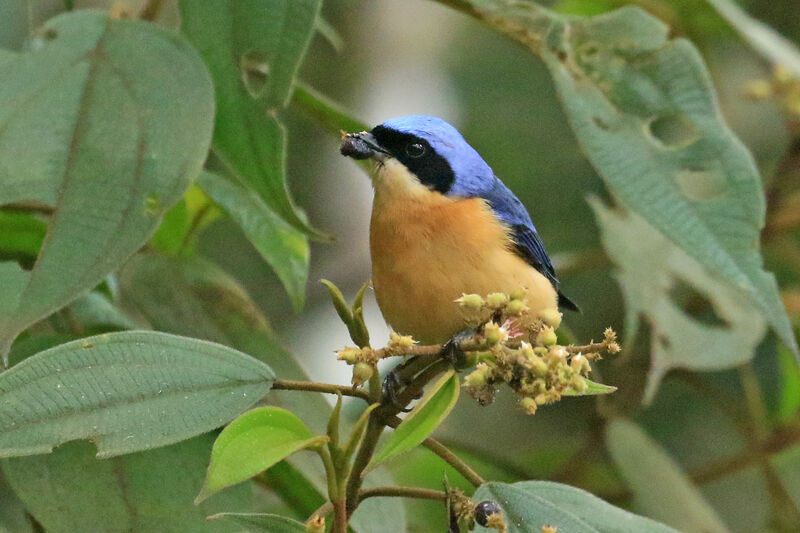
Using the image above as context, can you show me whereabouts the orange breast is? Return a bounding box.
[369,165,557,344]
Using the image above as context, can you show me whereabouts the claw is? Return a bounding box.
[440,327,477,367]
[381,368,415,412]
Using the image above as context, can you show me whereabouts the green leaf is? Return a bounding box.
[591,200,766,401]
[117,254,407,531]
[605,419,731,533]
[208,513,306,532]
[370,370,460,468]
[179,0,324,236]
[563,377,617,396]
[67,291,138,332]
[291,83,372,173]
[292,82,369,134]
[0,471,33,533]
[706,0,800,77]
[457,1,797,358]
[0,11,214,362]
[2,436,250,533]
[777,345,800,424]
[473,480,679,533]
[0,331,274,458]
[771,443,800,511]
[198,171,309,311]
[0,210,46,258]
[197,406,327,503]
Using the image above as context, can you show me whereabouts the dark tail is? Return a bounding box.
[558,291,580,313]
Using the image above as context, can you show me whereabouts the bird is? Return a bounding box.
[340,115,577,346]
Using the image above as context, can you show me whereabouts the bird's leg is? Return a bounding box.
[440,327,478,368]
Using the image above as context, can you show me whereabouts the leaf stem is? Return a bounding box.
[358,486,448,503]
[422,437,485,487]
[272,379,371,401]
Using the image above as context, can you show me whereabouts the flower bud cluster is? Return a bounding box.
[458,291,620,414]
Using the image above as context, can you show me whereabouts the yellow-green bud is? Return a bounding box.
[336,346,361,364]
[456,293,484,310]
[530,356,548,376]
[570,375,588,393]
[542,525,558,533]
[520,341,535,359]
[538,308,562,329]
[389,331,416,349]
[570,354,590,374]
[484,322,507,345]
[520,397,538,415]
[546,346,568,364]
[486,292,510,309]
[534,346,548,356]
[465,363,490,387]
[306,515,325,533]
[505,299,529,316]
[536,326,557,347]
[510,287,527,301]
[351,362,374,386]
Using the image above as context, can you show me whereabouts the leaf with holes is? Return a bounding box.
[196,407,327,503]
[2,437,250,533]
[472,480,679,533]
[0,331,274,458]
[606,419,730,533]
[180,0,324,236]
[591,200,766,401]
[369,370,460,469]
[0,11,214,362]
[456,1,797,358]
[208,513,306,532]
[198,171,309,311]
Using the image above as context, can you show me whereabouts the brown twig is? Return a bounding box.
[272,379,371,402]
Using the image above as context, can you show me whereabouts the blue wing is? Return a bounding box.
[477,177,579,311]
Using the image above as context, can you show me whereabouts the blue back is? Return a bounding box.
[379,115,566,292]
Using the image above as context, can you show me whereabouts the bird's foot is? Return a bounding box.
[381,368,417,412]
[440,327,478,368]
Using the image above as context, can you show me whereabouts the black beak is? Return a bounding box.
[340,131,387,161]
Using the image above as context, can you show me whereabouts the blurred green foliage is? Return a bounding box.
[0,0,799,531]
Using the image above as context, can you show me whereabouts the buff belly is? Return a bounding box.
[369,160,557,344]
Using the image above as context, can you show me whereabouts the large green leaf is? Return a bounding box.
[0,331,274,458]
[472,480,679,533]
[442,1,797,358]
[591,200,766,401]
[198,171,309,311]
[0,471,33,533]
[116,253,407,531]
[208,513,306,532]
[606,419,731,533]
[196,406,327,502]
[2,436,250,533]
[0,11,215,362]
[370,370,460,468]
[179,0,323,235]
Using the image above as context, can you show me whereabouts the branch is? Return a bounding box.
[422,437,485,487]
[272,379,371,402]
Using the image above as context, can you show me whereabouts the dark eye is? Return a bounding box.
[405,142,426,158]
